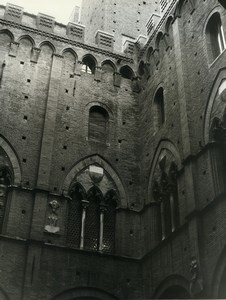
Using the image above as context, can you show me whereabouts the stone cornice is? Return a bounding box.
[0,17,134,64]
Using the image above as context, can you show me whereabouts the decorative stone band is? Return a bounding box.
[0,18,133,64]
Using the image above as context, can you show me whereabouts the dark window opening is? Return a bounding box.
[82,55,96,74]
[120,66,134,80]
[88,106,109,143]
[154,87,165,129]
[206,13,225,62]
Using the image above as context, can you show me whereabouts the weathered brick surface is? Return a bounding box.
[0,1,226,299]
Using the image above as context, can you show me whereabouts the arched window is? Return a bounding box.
[205,13,226,62]
[82,55,96,74]
[152,159,180,240]
[67,184,84,248]
[102,190,117,253]
[0,167,11,232]
[146,47,153,62]
[102,61,115,73]
[168,162,180,231]
[88,106,109,143]
[120,66,134,80]
[138,61,145,76]
[84,187,102,251]
[154,87,165,129]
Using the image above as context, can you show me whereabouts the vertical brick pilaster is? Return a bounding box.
[37,53,63,190]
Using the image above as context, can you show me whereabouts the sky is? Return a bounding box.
[0,0,82,24]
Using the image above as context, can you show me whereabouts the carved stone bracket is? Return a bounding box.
[189,257,203,297]
[45,200,60,234]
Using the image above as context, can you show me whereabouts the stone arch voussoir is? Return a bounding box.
[61,155,127,208]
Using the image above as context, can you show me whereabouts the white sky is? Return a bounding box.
[0,0,82,24]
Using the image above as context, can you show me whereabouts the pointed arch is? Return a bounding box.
[17,35,35,47]
[146,46,154,62]
[165,16,174,34]
[0,135,22,185]
[0,29,14,42]
[212,246,226,298]
[67,183,85,248]
[174,0,186,18]
[61,47,77,60]
[0,286,9,300]
[38,41,56,53]
[101,59,116,73]
[119,65,134,80]
[61,155,127,208]
[152,275,191,299]
[204,68,226,144]
[147,139,182,204]
[138,60,145,76]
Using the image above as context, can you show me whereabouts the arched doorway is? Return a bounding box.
[152,275,191,299]
[51,287,118,300]
[158,285,191,299]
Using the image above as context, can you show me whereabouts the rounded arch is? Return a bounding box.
[152,275,191,299]
[0,29,14,42]
[17,35,35,47]
[212,246,226,298]
[51,286,118,300]
[62,47,77,60]
[38,40,56,53]
[147,139,182,204]
[61,155,127,208]
[119,65,134,80]
[155,31,164,49]
[101,59,116,73]
[85,101,113,118]
[204,68,226,144]
[0,135,22,185]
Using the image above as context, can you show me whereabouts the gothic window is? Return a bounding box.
[120,66,134,80]
[219,0,226,10]
[154,87,165,130]
[102,190,117,253]
[0,167,11,232]
[66,181,117,253]
[84,187,102,251]
[67,184,84,248]
[205,13,226,63]
[88,106,109,143]
[152,160,180,240]
[82,55,96,74]
[138,61,145,76]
